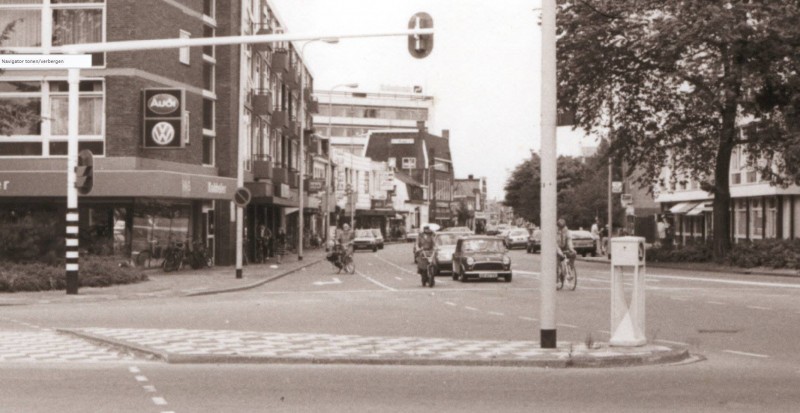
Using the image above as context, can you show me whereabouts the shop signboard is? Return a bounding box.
[307,178,324,193]
[379,171,395,191]
[143,88,185,148]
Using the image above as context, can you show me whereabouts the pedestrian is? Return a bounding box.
[600,224,609,255]
[656,215,666,248]
[591,218,601,255]
[275,228,286,264]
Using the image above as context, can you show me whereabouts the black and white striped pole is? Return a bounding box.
[65,68,81,294]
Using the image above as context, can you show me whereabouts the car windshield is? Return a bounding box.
[356,230,374,238]
[435,234,460,246]
[461,239,505,253]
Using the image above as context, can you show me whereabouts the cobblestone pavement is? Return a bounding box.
[0,331,133,363]
[66,327,687,367]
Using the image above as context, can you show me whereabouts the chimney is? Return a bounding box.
[441,129,449,140]
[468,174,474,180]
[417,120,427,133]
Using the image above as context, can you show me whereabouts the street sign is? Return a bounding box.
[612,181,623,194]
[234,187,252,207]
[408,12,434,59]
[621,193,633,206]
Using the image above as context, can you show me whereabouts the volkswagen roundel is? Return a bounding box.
[147,93,180,115]
[152,121,176,145]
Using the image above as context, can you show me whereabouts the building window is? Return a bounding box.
[1,1,106,67]
[179,30,191,65]
[731,172,742,185]
[202,25,215,58]
[202,135,214,166]
[203,0,215,19]
[766,197,777,239]
[750,198,763,239]
[202,98,215,131]
[401,157,416,169]
[203,61,214,91]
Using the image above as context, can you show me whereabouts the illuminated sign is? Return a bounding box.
[143,88,185,148]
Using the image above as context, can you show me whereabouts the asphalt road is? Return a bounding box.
[2,243,800,412]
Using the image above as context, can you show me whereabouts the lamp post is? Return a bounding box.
[298,37,339,261]
[327,83,358,237]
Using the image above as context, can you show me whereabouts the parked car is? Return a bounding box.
[370,229,384,249]
[488,224,512,236]
[526,229,542,253]
[451,236,512,282]
[353,229,379,252]
[428,233,463,275]
[440,226,472,234]
[570,230,598,257]
[504,228,530,249]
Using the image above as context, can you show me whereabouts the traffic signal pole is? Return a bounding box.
[65,68,81,294]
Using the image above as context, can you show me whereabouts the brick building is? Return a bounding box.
[0,0,322,266]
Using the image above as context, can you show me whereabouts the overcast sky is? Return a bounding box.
[271,0,595,200]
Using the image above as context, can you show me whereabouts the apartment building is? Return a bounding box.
[0,0,323,266]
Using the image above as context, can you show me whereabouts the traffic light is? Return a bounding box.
[75,149,93,195]
[408,12,433,59]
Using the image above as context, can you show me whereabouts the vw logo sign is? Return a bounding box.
[151,122,175,145]
[147,93,180,115]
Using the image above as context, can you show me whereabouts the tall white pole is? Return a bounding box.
[539,0,558,348]
[65,68,81,294]
[235,9,247,279]
[298,46,307,261]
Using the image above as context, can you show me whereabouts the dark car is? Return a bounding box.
[353,229,379,252]
[428,233,463,275]
[451,236,512,282]
[504,228,530,249]
[570,230,597,257]
[526,229,542,253]
[370,229,384,249]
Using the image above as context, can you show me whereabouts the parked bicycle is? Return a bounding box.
[134,239,162,268]
[189,240,214,269]
[162,238,187,272]
[556,252,577,291]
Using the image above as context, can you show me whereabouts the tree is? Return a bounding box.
[453,199,472,226]
[557,1,800,259]
[1,20,39,136]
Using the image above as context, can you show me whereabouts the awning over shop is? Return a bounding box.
[356,208,396,217]
[669,202,700,214]
[686,202,713,216]
[284,207,299,215]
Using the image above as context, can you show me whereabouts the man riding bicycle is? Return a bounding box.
[329,223,355,269]
[556,218,577,277]
[417,225,435,258]
[416,225,436,286]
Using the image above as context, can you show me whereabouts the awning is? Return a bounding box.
[686,202,713,216]
[284,207,299,216]
[356,208,396,217]
[669,202,700,214]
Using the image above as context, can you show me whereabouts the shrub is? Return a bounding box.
[647,242,712,263]
[0,216,64,265]
[0,256,147,292]
[727,239,800,270]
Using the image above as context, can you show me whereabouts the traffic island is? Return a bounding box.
[58,328,692,368]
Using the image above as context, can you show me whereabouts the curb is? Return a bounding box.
[57,329,691,368]
[183,257,326,297]
[576,257,799,278]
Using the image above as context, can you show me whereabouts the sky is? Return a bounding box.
[270,0,596,200]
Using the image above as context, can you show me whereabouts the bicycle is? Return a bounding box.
[189,240,214,269]
[162,239,186,272]
[328,244,355,274]
[556,252,577,291]
[134,239,162,268]
[417,250,435,288]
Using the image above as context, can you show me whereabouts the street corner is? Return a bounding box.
[561,342,695,368]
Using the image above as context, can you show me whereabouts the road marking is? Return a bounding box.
[465,306,479,311]
[373,254,417,274]
[515,270,540,276]
[557,323,578,329]
[444,301,457,306]
[707,301,726,305]
[747,305,771,311]
[651,274,800,289]
[519,316,537,321]
[488,311,505,316]
[152,397,168,406]
[656,339,689,346]
[723,350,770,359]
[597,330,611,335]
[143,385,157,392]
[671,297,688,301]
[128,367,140,373]
[355,270,397,291]
[313,277,342,286]
[135,375,148,382]
[394,277,403,281]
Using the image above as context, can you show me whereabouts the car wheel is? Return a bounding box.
[459,267,468,283]
[504,274,512,283]
[372,246,377,252]
[581,252,587,257]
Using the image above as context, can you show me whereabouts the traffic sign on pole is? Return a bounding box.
[234,187,252,208]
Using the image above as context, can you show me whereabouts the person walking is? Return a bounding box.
[275,228,287,264]
[600,224,609,256]
[591,218,601,256]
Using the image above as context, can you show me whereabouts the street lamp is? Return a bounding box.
[324,83,358,238]
[299,37,339,261]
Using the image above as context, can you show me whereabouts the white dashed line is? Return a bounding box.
[651,274,800,289]
[518,316,537,322]
[747,305,771,311]
[707,301,726,305]
[465,306,479,311]
[488,311,505,316]
[723,350,770,359]
[128,367,140,373]
[444,302,457,306]
[373,255,417,275]
[356,270,397,291]
[152,397,168,406]
[394,277,403,281]
[143,385,157,392]
[557,323,578,329]
[135,375,148,382]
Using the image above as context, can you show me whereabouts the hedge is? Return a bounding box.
[0,256,148,293]
[646,239,800,270]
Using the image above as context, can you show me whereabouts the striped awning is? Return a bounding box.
[669,202,700,214]
[686,202,713,216]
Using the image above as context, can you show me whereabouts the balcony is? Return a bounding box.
[284,69,299,88]
[271,110,289,129]
[287,119,299,136]
[307,98,319,114]
[253,26,272,54]
[271,50,290,73]
[273,166,289,185]
[289,169,299,188]
[252,154,272,181]
[252,89,272,116]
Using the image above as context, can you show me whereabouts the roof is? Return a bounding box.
[364,130,452,166]
[394,170,423,187]
[453,179,480,197]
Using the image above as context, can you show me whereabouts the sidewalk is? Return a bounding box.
[0,249,328,306]
[578,255,800,278]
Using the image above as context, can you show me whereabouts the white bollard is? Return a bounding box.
[609,236,647,347]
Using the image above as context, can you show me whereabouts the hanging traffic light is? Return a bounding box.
[408,12,434,59]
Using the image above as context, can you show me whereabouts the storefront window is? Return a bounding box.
[131,201,192,268]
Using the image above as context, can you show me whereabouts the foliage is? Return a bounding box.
[646,239,800,270]
[0,257,148,292]
[556,1,800,258]
[0,215,65,266]
[1,21,40,136]
[647,242,714,264]
[453,200,472,226]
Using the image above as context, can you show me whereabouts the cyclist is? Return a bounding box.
[417,225,435,258]
[330,223,355,269]
[556,218,576,280]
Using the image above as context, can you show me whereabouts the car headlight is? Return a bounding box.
[466,257,475,267]
[503,255,511,265]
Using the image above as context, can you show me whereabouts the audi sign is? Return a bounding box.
[143,88,185,148]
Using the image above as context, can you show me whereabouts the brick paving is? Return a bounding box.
[0,331,132,363]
